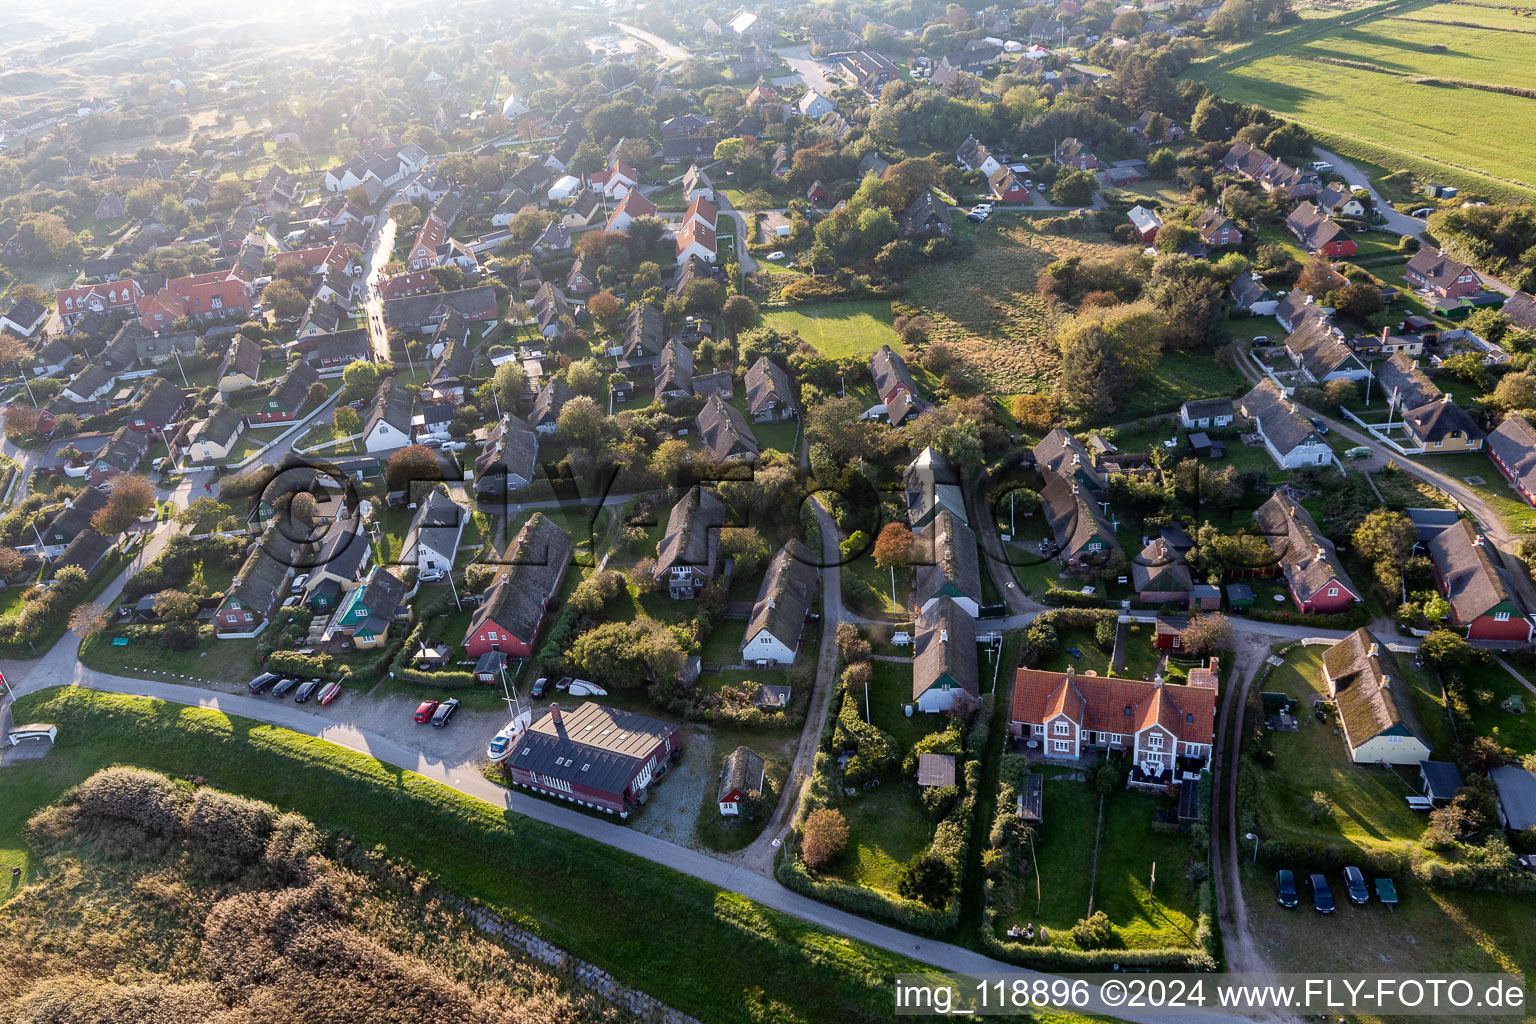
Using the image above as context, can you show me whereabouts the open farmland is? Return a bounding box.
[1204,3,1536,200]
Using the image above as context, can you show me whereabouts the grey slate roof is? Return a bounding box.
[718,745,766,802]
[1428,518,1525,625]
[466,512,573,644]
[511,701,677,799]
[1488,414,1536,493]
[914,510,982,609]
[365,377,414,438]
[267,359,320,415]
[1039,470,1120,565]
[1286,201,1351,253]
[913,596,978,701]
[191,405,245,448]
[402,489,466,563]
[1237,382,1323,458]
[744,356,793,417]
[218,334,262,384]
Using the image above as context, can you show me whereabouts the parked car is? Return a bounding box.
[430,697,460,727]
[529,676,550,699]
[442,441,466,453]
[1275,869,1299,908]
[1309,417,1330,434]
[1411,208,1435,218]
[248,671,281,695]
[1345,445,1372,459]
[414,699,441,723]
[294,680,319,703]
[271,677,300,698]
[766,250,785,260]
[966,206,991,223]
[291,573,310,594]
[1343,866,1370,904]
[419,569,445,583]
[1308,873,1336,913]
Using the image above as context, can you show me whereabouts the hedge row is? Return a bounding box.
[978,883,1218,971]
[387,621,478,690]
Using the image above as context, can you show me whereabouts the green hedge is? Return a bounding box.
[978,882,1218,971]
[266,650,336,680]
[774,839,959,934]
[1246,606,1368,630]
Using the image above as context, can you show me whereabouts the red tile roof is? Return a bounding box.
[1012,668,1216,745]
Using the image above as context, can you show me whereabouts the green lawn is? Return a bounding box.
[699,617,748,665]
[759,301,899,358]
[1461,662,1536,756]
[868,657,948,752]
[1206,7,1536,199]
[0,583,26,622]
[996,764,1200,949]
[1,688,920,1024]
[1253,647,1432,854]
[1119,621,1162,682]
[78,631,264,685]
[821,782,934,895]
[842,555,903,617]
[1039,627,1112,676]
[733,395,799,455]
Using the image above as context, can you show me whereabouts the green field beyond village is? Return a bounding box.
[1203,2,1536,198]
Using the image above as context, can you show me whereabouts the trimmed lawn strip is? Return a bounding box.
[758,300,900,359]
[7,688,920,1024]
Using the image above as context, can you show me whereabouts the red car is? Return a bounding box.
[413,700,440,723]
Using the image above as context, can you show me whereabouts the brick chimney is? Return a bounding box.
[549,703,562,726]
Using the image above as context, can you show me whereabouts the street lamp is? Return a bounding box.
[1245,832,1259,863]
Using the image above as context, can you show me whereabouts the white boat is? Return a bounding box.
[486,713,530,763]
[567,680,607,696]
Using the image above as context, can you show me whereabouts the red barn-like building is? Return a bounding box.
[504,702,681,817]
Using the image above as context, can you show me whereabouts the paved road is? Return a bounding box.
[363,212,399,361]
[3,649,1253,1024]
[613,22,688,62]
[1313,147,1426,239]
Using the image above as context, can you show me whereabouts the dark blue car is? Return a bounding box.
[1275,869,1298,908]
[1308,873,1335,914]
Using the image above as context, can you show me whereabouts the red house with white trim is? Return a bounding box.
[1253,491,1361,614]
[463,513,572,659]
[1426,519,1534,643]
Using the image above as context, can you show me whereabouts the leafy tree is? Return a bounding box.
[261,279,308,318]
[896,853,955,908]
[587,290,621,322]
[341,360,381,391]
[1057,327,1123,418]
[152,589,202,621]
[0,546,22,579]
[1322,378,1358,409]
[933,415,984,472]
[1190,96,1228,140]
[1421,628,1476,676]
[1012,393,1059,433]
[91,476,154,534]
[384,445,443,490]
[1493,371,1536,412]
[1327,281,1384,321]
[556,395,604,447]
[872,522,915,571]
[800,808,849,869]
[489,361,526,416]
[720,526,770,577]
[175,497,233,533]
[333,405,362,436]
[721,295,760,338]
[1353,509,1415,565]
[388,201,424,231]
[1296,256,1341,298]
[306,381,329,408]
[1179,613,1232,657]
[1050,167,1097,207]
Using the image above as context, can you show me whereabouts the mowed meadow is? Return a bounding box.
[1209,3,1536,197]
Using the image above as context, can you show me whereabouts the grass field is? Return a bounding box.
[1461,662,1536,755]
[1206,4,1536,199]
[822,782,935,894]
[996,766,1200,950]
[2,688,922,1024]
[1412,453,1536,534]
[758,300,900,358]
[1252,647,1436,854]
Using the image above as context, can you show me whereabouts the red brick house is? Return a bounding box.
[1285,202,1356,258]
[806,180,830,204]
[987,166,1032,204]
[463,513,572,658]
[1406,249,1482,301]
[1010,665,1217,786]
